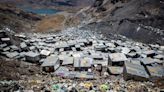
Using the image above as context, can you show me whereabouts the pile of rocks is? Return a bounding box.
[0,27,164,83]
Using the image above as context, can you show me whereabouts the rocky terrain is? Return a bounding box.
[0,0,164,92]
[65,0,164,45]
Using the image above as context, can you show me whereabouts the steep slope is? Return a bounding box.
[66,0,164,45]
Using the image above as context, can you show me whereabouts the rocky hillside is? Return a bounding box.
[0,3,41,33]
[65,0,164,45]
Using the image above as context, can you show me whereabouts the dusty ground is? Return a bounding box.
[0,58,41,81]
[0,56,163,91]
[35,14,66,32]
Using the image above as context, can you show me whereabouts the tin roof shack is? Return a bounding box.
[142,50,157,58]
[40,50,51,58]
[94,44,108,52]
[41,55,60,72]
[25,51,40,63]
[74,57,93,71]
[123,62,149,81]
[139,58,163,66]
[126,52,139,58]
[146,66,164,82]
[154,54,164,60]
[108,53,128,66]
[1,38,11,44]
[6,51,19,59]
[55,66,69,77]
[91,54,109,66]
[108,67,123,75]
[61,56,74,65]
[20,42,28,50]
[55,42,71,51]
[91,54,104,60]
[121,47,130,54]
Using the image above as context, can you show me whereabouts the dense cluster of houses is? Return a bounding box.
[0,28,164,82]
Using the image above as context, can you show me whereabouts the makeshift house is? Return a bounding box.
[1,38,11,44]
[142,50,157,58]
[74,57,93,71]
[146,66,164,81]
[123,62,149,81]
[139,58,163,66]
[55,42,71,51]
[20,42,27,50]
[108,53,128,66]
[40,50,51,57]
[94,44,107,52]
[61,56,74,65]
[25,51,40,63]
[55,66,69,77]
[41,55,60,72]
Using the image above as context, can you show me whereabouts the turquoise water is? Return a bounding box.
[23,7,60,15]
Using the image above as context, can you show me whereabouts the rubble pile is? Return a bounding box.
[0,27,164,91]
